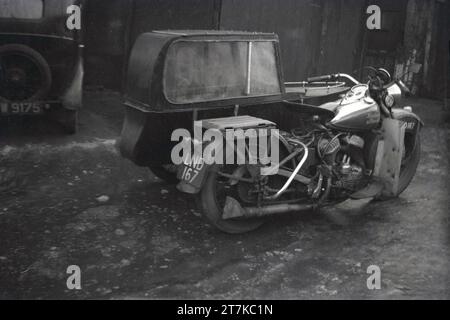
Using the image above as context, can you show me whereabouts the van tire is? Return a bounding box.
[0,44,52,102]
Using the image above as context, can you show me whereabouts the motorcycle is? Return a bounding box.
[178,68,423,233]
[119,31,422,234]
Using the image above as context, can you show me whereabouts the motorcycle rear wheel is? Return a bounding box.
[198,165,265,234]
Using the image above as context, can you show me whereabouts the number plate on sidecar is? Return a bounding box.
[177,155,208,189]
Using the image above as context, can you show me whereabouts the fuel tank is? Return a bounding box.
[328,84,380,131]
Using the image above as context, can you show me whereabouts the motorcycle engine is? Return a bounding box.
[333,135,368,191]
[335,159,366,191]
[315,133,368,192]
[284,128,369,196]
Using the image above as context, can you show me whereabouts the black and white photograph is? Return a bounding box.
[0,0,449,305]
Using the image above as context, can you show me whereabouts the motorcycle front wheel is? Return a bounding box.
[397,132,421,195]
[198,165,265,234]
[377,127,421,199]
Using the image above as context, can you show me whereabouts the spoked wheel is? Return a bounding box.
[0,44,52,102]
[198,165,265,234]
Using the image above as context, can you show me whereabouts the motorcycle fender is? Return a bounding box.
[372,118,406,197]
[391,108,423,134]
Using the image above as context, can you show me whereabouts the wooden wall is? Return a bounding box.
[84,0,366,89]
[220,0,365,81]
[130,0,220,44]
[220,0,324,81]
[84,0,220,89]
[83,0,447,99]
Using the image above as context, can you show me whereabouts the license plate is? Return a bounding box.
[0,102,49,115]
[177,155,208,188]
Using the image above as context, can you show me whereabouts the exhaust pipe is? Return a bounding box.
[223,196,315,219]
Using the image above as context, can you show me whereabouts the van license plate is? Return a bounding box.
[0,102,47,115]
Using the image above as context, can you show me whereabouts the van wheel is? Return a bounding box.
[149,165,178,184]
[0,44,52,102]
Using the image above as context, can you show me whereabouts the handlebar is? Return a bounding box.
[307,73,360,85]
[396,79,411,95]
[307,75,335,82]
[308,68,414,101]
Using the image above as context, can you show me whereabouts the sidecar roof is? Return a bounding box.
[124,30,293,112]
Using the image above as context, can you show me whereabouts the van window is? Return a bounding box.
[164,40,281,104]
[0,0,44,19]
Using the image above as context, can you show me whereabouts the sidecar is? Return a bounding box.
[121,31,292,169]
[119,31,349,183]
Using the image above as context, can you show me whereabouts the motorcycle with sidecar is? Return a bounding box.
[119,30,422,234]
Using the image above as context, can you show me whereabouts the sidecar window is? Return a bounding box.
[250,42,280,95]
[164,40,281,104]
[0,0,43,19]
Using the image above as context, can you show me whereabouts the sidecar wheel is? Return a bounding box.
[198,166,265,234]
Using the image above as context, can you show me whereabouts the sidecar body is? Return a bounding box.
[120,30,323,167]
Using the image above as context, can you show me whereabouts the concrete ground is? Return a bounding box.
[0,91,448,299]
